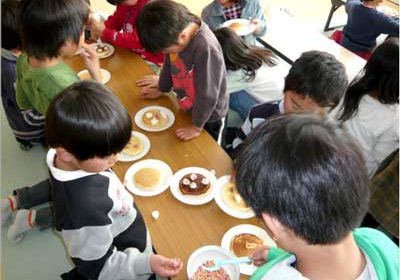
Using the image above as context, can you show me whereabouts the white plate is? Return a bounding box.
[214,175,255,219]
[134,106,175,132]
[118,131,150,162]
[221,224,276,275]
[89,42,115,59]
[124,159,173,197]
[377,5,399,17]
[170,167,217,205]
[187,245,240,280]
[221,19,256,36]
[77,68,111,84]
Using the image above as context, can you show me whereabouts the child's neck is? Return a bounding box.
[293,234,366,280]
[28,55,62,68]
[54,154,79,172]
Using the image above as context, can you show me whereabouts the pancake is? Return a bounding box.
[142,109,169,129]
[229,22,244,31]
[122,136,144,156]
[78,70,103,81]
[230,233,263,257]
[221,182,250,212]
[179,173,210,195]
[96,44,111,58]
[134,167,161,189]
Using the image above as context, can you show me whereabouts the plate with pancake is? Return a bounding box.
[118,131,150,162]
[221,224,276,275]
[170,167,217,205]
[214,175,255,219]
[77,68,111,84]
[90,42,115,59]
[221,19,256,36]
[124,159,173,197]
[134,106,175,132]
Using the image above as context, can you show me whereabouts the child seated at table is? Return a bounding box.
[214,27,285,121]
[16,0,101,116]
[201,0,266,46]
[1,0,44,150]
[89,0,164,67]
[45,81,184,280]
[136,0,228,141]
[235,114,399,279]
[230,50,347,153]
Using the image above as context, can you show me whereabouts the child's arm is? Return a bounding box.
[139,57,171,99]
[80,43,102,83]
[250,0,267,37]
[150,255,183,277]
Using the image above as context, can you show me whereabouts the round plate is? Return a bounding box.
[221,224,276,275]
[118,131,150,162]
[124,159,173,197]
[170,167,217,205]
[89,42,115,59]
[77,68,111,84]
[221,19,256,36]
[214,175,255,219]
[134,106,175,132]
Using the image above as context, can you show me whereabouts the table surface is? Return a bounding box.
[65,47,259,279]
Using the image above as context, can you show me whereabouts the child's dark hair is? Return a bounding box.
[136,0,200,53]
[2,0,22,50]
[18,0,89,60]
[284,51,348,110]
[213,27,277,81]
[235,114,369,245]
[338,38,399,122]
[46,81,132,161]
[106,0,124,5]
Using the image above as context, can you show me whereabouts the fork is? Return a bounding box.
[203,256,252,272]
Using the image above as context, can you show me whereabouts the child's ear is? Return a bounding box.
[55,147,75,163]
[261,212,283,242]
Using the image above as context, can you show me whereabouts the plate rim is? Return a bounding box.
[89,42,115,59]
[118,131,151,162]
[170,166,217,205]
[77,68,111,84]
[221,18,256,36]
[124,158,173,197]
[134,105,175,132]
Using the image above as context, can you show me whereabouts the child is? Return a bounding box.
[16,0,102,116]
[231,50,347,152]
[336,38,399,178]
[48,81,182,279]
[1,0,44,150]
[214,27,285,121]
[341,0,398,59]
[235,114,398,279]
[136,0,228,141]
[201,0,266,45]
[89,0,164,67]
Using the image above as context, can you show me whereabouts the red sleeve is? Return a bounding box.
[104,5,123,31]
[102,28,143,50]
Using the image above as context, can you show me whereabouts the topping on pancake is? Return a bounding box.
[179,173,210,195]
[142,109,169,129]
[230,233,263,257]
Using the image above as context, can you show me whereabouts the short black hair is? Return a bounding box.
[46,81,132,161]
[284,51,348,110]
[106,0,124,5]
[18,0,89,60]
[136,0,199,53]
[235,114,369,245]
[2,0,22,50]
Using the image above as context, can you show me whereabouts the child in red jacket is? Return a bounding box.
[90,0,164,66]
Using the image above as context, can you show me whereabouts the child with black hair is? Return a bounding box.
[235,114,399,279]
[336,38,399,179]
[214,27,285,121]
[16,0,102,116]
[89,0,164,67]
[1,0,44,150]
[136,0,228,141]
[231,50,347,153]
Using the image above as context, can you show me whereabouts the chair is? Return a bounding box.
[324,0,346,31]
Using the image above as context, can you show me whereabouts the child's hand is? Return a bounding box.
[250,18,262,35]
[249,245,270,266]
[136,75,159,88]
[90,19,105,39]
[150,255,183,277]
[175,125,202,141]
[80,43,101,82]
[139,87,163,99]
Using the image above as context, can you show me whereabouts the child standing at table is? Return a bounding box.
[90,0,164,67]
[1,0,44,150]
[136,0,228,141]
[235,114,398,279]
[16,0,102,116]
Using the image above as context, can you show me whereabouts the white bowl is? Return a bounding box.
[187,245,240,280]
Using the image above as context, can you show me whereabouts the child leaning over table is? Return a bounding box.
[235,114,399,279]
[47,81,183,280]
[89,0,164,67]
[136,0,228,141]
